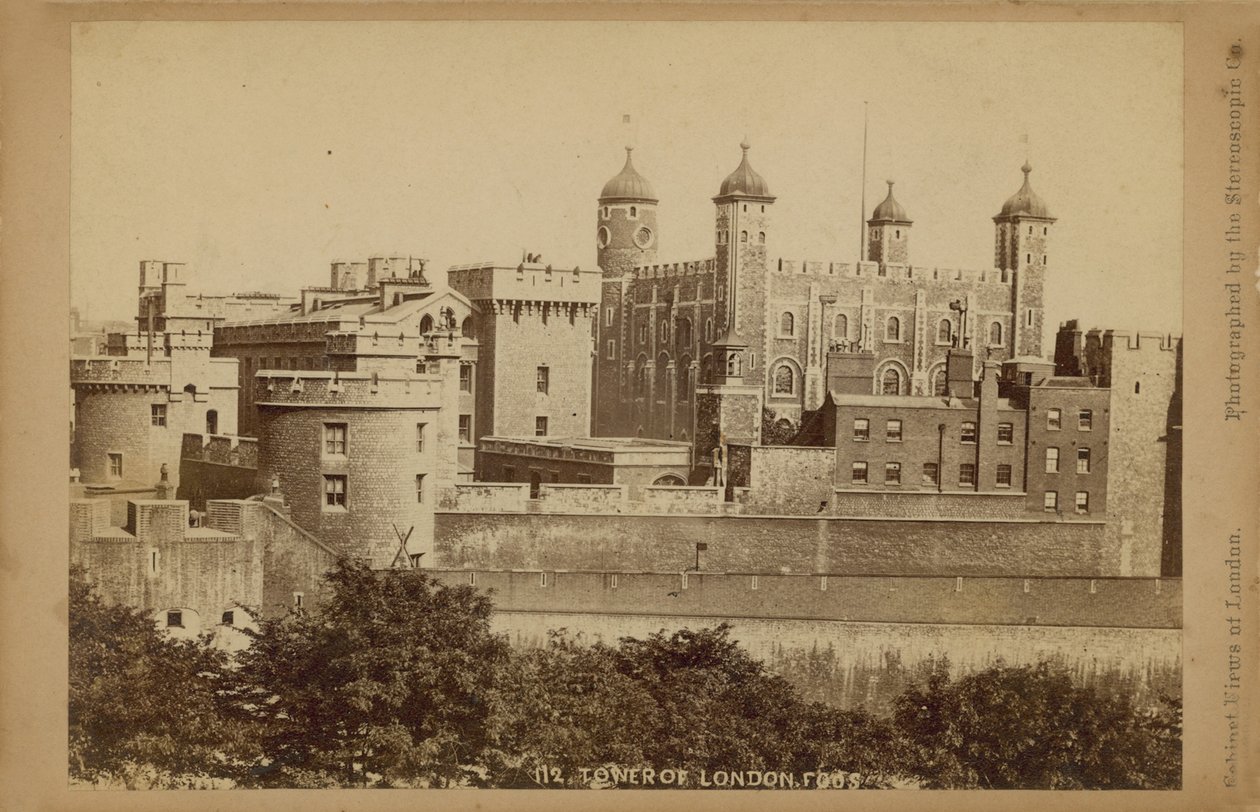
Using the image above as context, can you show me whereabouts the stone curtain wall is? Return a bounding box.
[427,570,1180,629]
[480,609,1180,712]
[434,512,1114,576]
[827,490,1029,520]
[177,433,260,508]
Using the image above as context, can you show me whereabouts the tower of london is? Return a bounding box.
[592,144,1056,449]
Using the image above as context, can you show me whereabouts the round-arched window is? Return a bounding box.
[773,364,795,395]
[881,366,902,395]
[885,317,901,342]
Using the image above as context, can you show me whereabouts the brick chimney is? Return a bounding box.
[946,348,975,399]
[826,351,877,396]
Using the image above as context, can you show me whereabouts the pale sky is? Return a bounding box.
[71,21,1183,334]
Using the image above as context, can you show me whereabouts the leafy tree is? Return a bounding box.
[231,558,511,787]
[894,659,1181,789]
[487,631,656,787]
[68,567,251,788]
[760,408,797,445]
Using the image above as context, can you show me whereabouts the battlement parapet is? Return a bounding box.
[253,370,444,409]
[217,319,350,344]
[181,433,259,469]
[773,258,1013,285]
[632,258,717,279]
[325,329,461,358]
[447,262,601,305]
[71,357,173,387]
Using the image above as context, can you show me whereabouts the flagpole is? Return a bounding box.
[859,102,869,262]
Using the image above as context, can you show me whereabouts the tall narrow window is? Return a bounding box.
[536,366,550,394]
[834,313,848,339]
[324,423,347,456]
[959,463,976,487]
[151,404,167,427]
[1077,447,1091,474]
[773,364,794,395]
[1075,491,1090,514]
[989,321,1003,346]
[1045,447,1060,473]
[881,367,902,395]
[937,320,952,344]
[458,415,471,443]
[108,453,123,478]
[535,416,548,436]
[323,475,347,508]
[415,474,426,503]
[416,423,426,452]
[885,316,901,342]
[205,410,218,434]
[605,306,614,327]
[459,364,472,392]
[1079,409,1093,430]
[606,340,616,360]
[780,312,795,336]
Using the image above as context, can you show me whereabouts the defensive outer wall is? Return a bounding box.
[427,569,1180,710]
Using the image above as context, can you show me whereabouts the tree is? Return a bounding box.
[68,567,250,788]
[894,659,1181,789]
[232,558,511,787]
[760,408,797,445]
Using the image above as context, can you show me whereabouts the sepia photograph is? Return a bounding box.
[0,4,1247,806]
[59,19,1192,794]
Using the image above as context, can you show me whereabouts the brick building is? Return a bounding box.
[592,146,1055,455]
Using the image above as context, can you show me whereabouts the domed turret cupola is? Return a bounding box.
[716,141,775,201]
[597,147,659,279]
[867,180,913,264]
[993,162,1057,359]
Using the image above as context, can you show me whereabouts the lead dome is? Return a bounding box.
[600,147,658,203]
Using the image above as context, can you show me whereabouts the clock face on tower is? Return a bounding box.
[633,226,654,249]
[597,226,611,248]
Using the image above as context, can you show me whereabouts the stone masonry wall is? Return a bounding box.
[433,512,1114,576]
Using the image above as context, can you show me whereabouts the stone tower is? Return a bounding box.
[866,180,912,265]
[713,141,775,381]
[595,147,659,436]
[994,162,1055,358]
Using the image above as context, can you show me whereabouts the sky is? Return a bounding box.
[71,21,1183,334]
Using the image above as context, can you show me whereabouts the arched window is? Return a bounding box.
[780,311,795,336]
[881,366,902,395]
[461,316,475,338]
[629,206,637,218]
[834,313,848,339]
[931,367,947,396]
[660,320,670,341]
[655,353,670,396]
[726,352,742,378]
[758,232,766,244]
[885,316,901,342]
[635,355,648,396]
[989,321,1003,346]
[678,356,693,399]
[419,314,434,334]
[937,319,952,344]
[705,318,714,342]
[676,318,692,349]
[740,231,748,243]
[773,364,795,395]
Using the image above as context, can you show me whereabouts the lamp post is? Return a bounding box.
[948,299,969,349]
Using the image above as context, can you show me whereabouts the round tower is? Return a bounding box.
[867,180,913,265]
[596,147,659,278]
